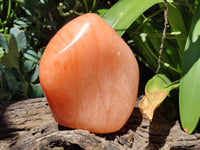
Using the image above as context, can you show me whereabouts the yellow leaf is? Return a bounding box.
[139,89,168,121]
[138,74,179,121]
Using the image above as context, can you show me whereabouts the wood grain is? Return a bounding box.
[0,97,200,150]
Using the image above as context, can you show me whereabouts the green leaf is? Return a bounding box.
[16,31,28,51]
[10,27,20,37]
[5,69,24,98]
[103,0,163,36]
[0,33,8,51]
[28,83,44,98]
[5,69,19,92]
[0,91,12,101]
[139,74,179,121]
[179,5,200,134]
[0,47,4,58]
[29,64,39,83]
[128,14,181,78]
[37,47,45,59]
[23,60,35,72]
[23,48,39,63]
[23,81,29,98]
[167,3,187,54]
[96,9,108,17]
[14,17,32,28]
[0,34,20,70]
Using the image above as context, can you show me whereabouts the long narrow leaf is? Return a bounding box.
[179,5,200,134]
[167,3,187,54]
[103,0,163,36]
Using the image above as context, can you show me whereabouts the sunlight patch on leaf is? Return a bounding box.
[192,18,200,43]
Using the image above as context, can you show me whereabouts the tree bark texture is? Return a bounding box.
[0,97,200,150]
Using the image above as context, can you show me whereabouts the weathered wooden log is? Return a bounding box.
[0,97,200,150]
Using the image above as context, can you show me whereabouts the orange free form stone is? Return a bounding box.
[39,13,139,133]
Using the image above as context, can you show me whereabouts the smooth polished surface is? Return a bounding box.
[39,13,139,133]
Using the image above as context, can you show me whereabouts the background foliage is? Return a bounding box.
[0,0,113,100]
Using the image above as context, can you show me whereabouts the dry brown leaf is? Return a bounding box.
[139,89,168,121]
[138,74,179,121]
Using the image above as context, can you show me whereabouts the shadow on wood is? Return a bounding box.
[146,97,176,149]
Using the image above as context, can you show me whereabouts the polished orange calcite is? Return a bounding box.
[39,13,139,133]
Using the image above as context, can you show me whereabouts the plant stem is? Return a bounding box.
[91,0,96,11]
[156,0,168,74]
[83,0,89,12]
[128,32,186,40]
[6,0,12,24]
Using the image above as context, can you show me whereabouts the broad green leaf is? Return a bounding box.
[23,60,35,72]
[103,0,163,36]
[0,47,4,58]
[179,5,200,134]
[1,34,20,70]
[167,3,187,54]
[28,83,44,98]
[96,9,108,17]
[0,34,8,51]
[16,31,28,51]
[139,74,179,121]
[10,27,20,37]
